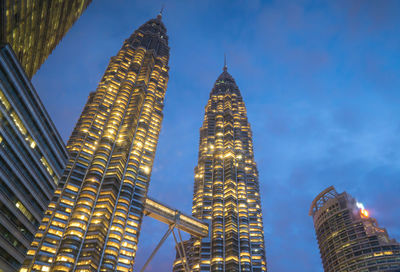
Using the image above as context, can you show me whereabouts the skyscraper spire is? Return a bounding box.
[158,4,165,20]
[223,53,227,71]
[160,3,165,15]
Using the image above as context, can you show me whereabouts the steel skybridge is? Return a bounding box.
[139,196,209,272]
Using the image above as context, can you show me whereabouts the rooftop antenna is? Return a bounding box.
[157,4,164,20]
[160,4,165,16]
[223,53,227,71]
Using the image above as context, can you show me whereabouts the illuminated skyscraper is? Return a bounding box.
[310,186,400,272]
[1,0,92,78]
[174,64,267,272]
[21,14,170,272]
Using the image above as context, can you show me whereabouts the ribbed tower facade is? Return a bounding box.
[310,186,400,272]
[174,66,267,272]
[21,14,169,272]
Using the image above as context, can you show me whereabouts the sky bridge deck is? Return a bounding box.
[144,196,209,238]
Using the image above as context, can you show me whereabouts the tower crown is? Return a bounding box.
[212,67,241,96]
[125,14,169,58]
[136,16,168,42]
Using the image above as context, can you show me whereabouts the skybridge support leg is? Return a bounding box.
[178,229,190,272]
[140,224,175,272]
[172,229,190,272]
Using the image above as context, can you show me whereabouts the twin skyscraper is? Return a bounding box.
[21,13,267,272]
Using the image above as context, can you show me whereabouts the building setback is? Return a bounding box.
[310,186,400,272]
[0,44,68,271]
[0,0,91,78]
[173,65,267,272]
[21,14,170,272]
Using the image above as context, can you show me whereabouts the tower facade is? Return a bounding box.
[21,14,169,272]
[0,44,68,272]
[310,186,400,272]
[1,0,92,78]
[174,66,267,272]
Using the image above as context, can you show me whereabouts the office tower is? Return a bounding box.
[0,44,68,271]
[0,0,92,78]
[20,14,170,272]
[310,186,400,272]
[174,65,267,272]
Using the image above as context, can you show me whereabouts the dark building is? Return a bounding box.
[310,186,400,272]
[0,44,68,271]
[21,14,172,272]
[0,0,91,78]
[174,65,267,272]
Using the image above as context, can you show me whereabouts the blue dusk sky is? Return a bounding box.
[32,1,400,271]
